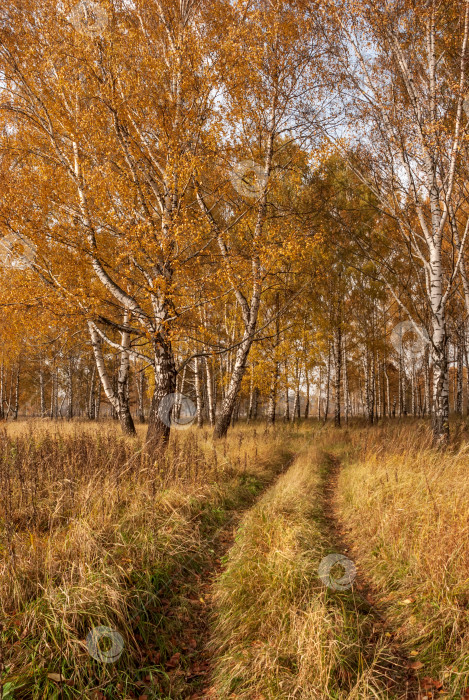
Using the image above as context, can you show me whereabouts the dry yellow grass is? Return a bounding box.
[0,420,298,699]
[210,431,397,699]
[3,418,467,699]
[336,420,469,697]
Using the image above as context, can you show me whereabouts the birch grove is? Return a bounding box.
[0,0,469,448]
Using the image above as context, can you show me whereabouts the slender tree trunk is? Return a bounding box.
[12,363,20,420]
[136,364,146,423]
[267,295,281,425]
[284,391,290,422]
[465,339,469,418]
[218,354,225,402]
[267,365,278,424]
[364,350,374,425]
[205,358,215,426]
[334,326,341,428]
[452,343,457,413]
[116,312,136,435]
[418,378,423,417]
[248,375,254,422]
[175,364,187,420]
[343,344,350,424]
[252,386,259,420]
[290,358,299,422]
[50,367,59,420]
[66,356,74,421]
[88,365,96,420]
[291,388,299,421]
[50,371,55,419]
[317,366,322,420]
[376,352,383,420]
[248,375,259,423]
[304,367,310,419]
[323,345,331,423]
[384,364,390,419]
[282,359,290,422]
[424,346,431,417]
[457,325,464,416]
[95,383,101,420]
[53,370,59,419]
[231,399,240,427]
[432,320,449,445]
[39,360,45,418]
[194,355,204,428]
[0,361,4,420]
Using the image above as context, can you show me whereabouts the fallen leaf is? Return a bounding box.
[47,673,67,683]
[148,650,161,664]
[421,677,433,690]
[166,652,181,668]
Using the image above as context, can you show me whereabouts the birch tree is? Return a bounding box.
[0,0,229,449]
[195,0,330,437]
[329,0,469,445]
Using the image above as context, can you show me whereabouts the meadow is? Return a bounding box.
[0,418,468,699]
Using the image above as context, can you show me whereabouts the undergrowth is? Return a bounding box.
[0,421,299,699]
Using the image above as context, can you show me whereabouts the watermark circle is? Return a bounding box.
[318,553,357,591]
[86,626,124,663]
[69,0,108,38]
[158,392,196,429]
[390,321,429,360]
[230,160,267,200]
[0,233,36,270]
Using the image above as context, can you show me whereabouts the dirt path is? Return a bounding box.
[321,451,420,700]
[152,445,421,699]
[183,507,250,700]
[144,453,297,700]
[169,509,245,700]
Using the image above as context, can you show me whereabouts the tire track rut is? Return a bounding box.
[321,450,420,700]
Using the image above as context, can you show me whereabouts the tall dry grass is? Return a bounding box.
[0,420,297,699]
[210,431,398,699]
[4,417,465,699]
[336,419,469,698]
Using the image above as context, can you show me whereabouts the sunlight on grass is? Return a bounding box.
[336,420,469,698]
[0,421,298,698]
